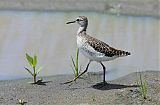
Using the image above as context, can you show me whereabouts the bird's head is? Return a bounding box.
[66,16,88,27]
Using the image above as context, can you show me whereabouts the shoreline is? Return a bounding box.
[0,0,159,18]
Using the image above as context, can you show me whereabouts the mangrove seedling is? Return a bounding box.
[70,49,81,80]
[137,73,148,99]
[25,53,43,84]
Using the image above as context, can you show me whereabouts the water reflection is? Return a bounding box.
[0,11,159,80]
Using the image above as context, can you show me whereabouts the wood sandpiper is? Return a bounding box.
[66,16,131,85]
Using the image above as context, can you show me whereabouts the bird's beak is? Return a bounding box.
[66,21,76,24]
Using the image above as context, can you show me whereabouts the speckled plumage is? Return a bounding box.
[77,31,130,61]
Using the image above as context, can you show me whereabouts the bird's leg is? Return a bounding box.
[63,60,91,84]
[100,62,107,85]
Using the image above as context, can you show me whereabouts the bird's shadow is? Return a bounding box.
[92,82,139,90]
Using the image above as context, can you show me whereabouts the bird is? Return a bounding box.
[65,16,131,85]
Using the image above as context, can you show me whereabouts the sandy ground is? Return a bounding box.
[0,71,160,105]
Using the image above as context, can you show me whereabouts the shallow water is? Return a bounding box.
[0,11,159,80]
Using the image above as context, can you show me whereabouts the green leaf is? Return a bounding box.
[36,66,44,74]
[144,81,147,93]
[71,56,76,69]
[33,55,37,68]
[26,53,33,67]
[25,67,33,76]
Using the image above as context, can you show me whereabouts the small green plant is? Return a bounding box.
[137,73,148,99]
[17,99,27,105]
[25,53,43,84]
[92,95,96,102]
[70,49,81,78]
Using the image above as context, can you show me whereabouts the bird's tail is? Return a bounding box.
[117,50,131,57]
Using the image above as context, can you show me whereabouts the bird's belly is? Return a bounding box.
[77,36,117,61]
[78,46,117,61]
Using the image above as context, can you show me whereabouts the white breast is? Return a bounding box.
[77,36,86,48]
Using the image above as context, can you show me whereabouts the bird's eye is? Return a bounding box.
[76,19,80,21]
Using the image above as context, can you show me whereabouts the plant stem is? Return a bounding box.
[139,73,147,99]
[75,49,79,77]
[33,67,36,83]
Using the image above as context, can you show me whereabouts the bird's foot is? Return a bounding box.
[98,81,108,88]
[103,81,108,85]
[61,70,88,85]
[62,78,77,86]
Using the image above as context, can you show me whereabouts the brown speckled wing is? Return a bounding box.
[86,35,131,57]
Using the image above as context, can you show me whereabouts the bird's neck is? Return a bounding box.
[77,26,87,35]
